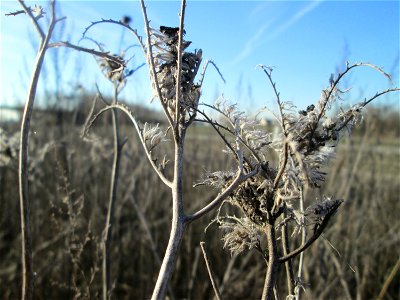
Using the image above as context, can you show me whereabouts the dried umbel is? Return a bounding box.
[200,163,278,226]
[150,26,202,115]
[98,54,126,82]
[230,174,274,225]
[97,53,130,88]
[84,37,130,87]
[219,216,261,255]
[31,4,45,20]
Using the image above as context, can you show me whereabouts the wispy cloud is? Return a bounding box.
[266,1,323,42]
[232,1,322,65]
[232,20,274,65]
[249,2,269,19]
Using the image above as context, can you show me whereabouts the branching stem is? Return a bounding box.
[85,104,173,188]
[261,223,279,300]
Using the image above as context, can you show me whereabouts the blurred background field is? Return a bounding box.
[0,97,399,299]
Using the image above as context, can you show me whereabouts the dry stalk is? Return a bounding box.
[14,1,60,298]
[376,257,400,300]
[200,242,222,300]
[101,83,122,300]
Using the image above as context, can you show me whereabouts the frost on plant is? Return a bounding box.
[197,62,399,298]
[219,216,261,255]
[142,122,168,150]
[149,26,202,117]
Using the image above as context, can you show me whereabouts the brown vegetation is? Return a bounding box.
[1,103,398,299]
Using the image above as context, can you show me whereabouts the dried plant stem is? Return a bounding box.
[128,194,176,300]
[187,246,201,299]
[152,137,186,300]
[48,41,125,67]
[17,0,45,39]
[86,103,172,187]
[329,247,352,300]
[218,254,239,296]
[140,0,174,127]
[262,223,278,300]
[102,84,121,300]
[377,257,400,300]
[17,1,58,298]
[273,142,288,190]
[200,242,222,300]
[174,0,186,128]
[281,217,294,295]
[82,19,146,52]
[185,168,258,224]
[296,186,307,300]
[279,201,344,265]
[195,106,260,165]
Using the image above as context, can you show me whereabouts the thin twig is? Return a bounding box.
[140,0,174,128]
[194,108,263,164]
[198,59,226,87]
[295,186,308,300]
[335,88,400,132]
[16,0,45,40]
[85,103,173,188]
[195,110,240,163]
[48,41,126,66]
[185,168,258,224]
[258,65,290,192]
[281,212,294,295]
[102,83,122,300]
[82,18,146,51]
[279,199,343,263]
[174,0,186,131]
[200,242,222,300]
[5,9,26,17]
[273,142,287,190]
[309,62,394,142]
[376,256,400,300]
[257,65,287,134]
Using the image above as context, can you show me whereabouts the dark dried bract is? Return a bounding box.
[160,26,182,37]
[231,175,275,225]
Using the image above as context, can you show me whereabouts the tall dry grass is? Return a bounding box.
[0,103,398,299]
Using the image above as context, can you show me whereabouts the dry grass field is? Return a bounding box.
[0,101,398,299]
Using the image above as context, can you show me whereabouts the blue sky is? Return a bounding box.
[1,0,399,115]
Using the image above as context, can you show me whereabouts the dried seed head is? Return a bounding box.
[31,5,45,20]
[98,54,126,84]
[150,26,203,116]
[220,217,261,255]
[230,174,276,224]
